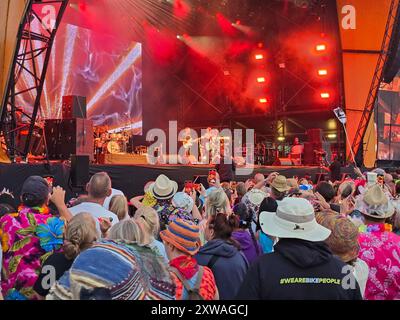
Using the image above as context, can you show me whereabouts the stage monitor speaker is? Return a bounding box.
[71,155,90,188]
[307,128,322,144]
[62,95,87,119]
[45,119,94,161]
[303,142,315,165]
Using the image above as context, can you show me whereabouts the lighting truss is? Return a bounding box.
[0,0,69,161]
[350,0,400,164]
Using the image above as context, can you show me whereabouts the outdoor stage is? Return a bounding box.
[0,162,330,200]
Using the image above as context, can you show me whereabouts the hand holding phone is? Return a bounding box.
[184,181,194,194]
[43,175,54,187]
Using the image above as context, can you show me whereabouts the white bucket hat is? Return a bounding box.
[243,189,267,206]
[149,174,178,200]
[259,197,331,242]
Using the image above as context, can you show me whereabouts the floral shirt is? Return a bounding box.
[0,206,65,300]
[358,224,400,300]
[153,200,197,231]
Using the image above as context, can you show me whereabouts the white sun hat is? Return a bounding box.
[259,197,331,242]
[149,174,178,200]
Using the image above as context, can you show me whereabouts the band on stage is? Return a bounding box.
[8,108,332,166]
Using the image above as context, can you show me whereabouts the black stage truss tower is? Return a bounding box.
[0,0,69,162]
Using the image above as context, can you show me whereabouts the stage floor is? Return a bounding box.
[0,162,329,200]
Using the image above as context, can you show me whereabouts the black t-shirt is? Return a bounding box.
[33,252,74,297]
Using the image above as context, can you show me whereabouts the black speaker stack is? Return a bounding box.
[45,95,92,188]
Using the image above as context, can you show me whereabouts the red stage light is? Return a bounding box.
[257,77,266,83]
[320,92,330,99]
[216,13,237,36]
[259,98,268,103]
[255,54,264,60]
[318,69,328,76]
[236,20,241,25]
[316,44,327,52]
[257,42,263,48]
[78,2,87,11]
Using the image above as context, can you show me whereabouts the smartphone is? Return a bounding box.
[43,175,54,187]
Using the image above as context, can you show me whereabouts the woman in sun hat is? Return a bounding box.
[236,197,362,300]
[356,184,400,300]
[160,219,218,300]
[316,213,369,297]
[148,174,179,231]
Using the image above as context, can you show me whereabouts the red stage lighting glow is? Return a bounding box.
[173,0,191,19]
[259,98,268,103]
[318,69,328,76]
[216,13,237,36]
[320,92,330,99]
[316,44,327,52]
[257,77,266,83]
[255,54,264,60]
[236,20,241,25]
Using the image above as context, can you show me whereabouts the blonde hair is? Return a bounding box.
[205,188,229,218]
[134,206,160,240]
[109,195,128,221]
[108,219,142,242]
[63,212,98,260]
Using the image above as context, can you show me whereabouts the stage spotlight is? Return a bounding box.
[318,69,328,76]
[259,98,268,103]
[255,54,264,60]
[257,77,266,83]
[277,136,285,142]
[327,133,337,139]
[177,35,182,39]
[316,44,327,52]
[320,92,330,99]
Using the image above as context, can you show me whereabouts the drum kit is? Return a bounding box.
[94,127,131,157]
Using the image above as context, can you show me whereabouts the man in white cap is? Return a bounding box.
[236,197,362,300]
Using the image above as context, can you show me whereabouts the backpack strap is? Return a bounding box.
[169,266,204,297]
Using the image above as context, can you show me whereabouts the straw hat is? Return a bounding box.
[271,175,291,192]
[149,174,178,200]
[243,189,267,206]
[259,197,331,242]
[361,184,394,219]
